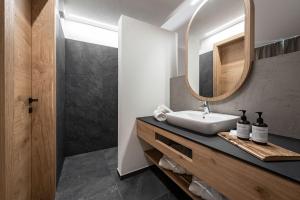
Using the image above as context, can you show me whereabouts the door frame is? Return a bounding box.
[0,0,16,199]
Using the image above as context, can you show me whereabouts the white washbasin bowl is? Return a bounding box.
[166,111,239,135]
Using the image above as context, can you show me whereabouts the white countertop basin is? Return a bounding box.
[166,111,239,135]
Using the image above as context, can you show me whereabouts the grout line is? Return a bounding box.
[115,183,124,200]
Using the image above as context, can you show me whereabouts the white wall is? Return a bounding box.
[187,33,199,93]
[118,16,178,176]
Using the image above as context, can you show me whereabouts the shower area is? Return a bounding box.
[56,3,118,181]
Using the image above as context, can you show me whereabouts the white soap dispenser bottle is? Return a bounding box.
[237,110,251,140]
[252,112,269,144]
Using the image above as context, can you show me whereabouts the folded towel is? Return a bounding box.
[153,105,173,122]
[158,155,189,175]
[189,176,227,200]
[158,155,173,171]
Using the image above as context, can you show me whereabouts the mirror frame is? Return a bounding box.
[184,0,255,102]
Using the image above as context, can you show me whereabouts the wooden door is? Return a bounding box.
[0,0,56,200]
[31,0,56,199]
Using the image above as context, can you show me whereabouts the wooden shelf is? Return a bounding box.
[213,33,245,96]
[144,149,203,200]
[220,60,245,69]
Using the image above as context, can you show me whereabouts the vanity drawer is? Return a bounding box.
[137,120,156,142]
[192,144,300,200]
[137,120,300,200]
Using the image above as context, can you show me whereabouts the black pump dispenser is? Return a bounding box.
[238,110,250,124]
[254,112,268,127]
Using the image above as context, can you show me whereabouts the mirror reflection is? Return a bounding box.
[187,0,245,98]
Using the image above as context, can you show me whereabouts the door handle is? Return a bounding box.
[29,97,39,104]
[28,97,38,113]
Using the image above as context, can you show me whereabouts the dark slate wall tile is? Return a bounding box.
[56,13,65,182]
[64,39,118,156]
[199,51,213,97]
[65,74,103,107]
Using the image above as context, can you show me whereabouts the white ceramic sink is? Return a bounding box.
[166,111,239,135]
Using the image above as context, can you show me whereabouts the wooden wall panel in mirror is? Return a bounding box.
[185,0,254,102]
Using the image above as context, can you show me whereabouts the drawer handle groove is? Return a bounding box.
[155,133,193,160]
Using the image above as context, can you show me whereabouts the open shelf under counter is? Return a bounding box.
[144,149,202,200]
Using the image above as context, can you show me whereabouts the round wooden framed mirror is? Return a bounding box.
[185,0,254,102]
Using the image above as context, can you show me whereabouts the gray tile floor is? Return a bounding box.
[56,147,190,200]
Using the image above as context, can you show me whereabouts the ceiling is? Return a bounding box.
[62,0,300,47]
[63,0,184,27]
[190,0,244,38]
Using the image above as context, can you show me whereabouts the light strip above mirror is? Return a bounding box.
[204,15,245,38]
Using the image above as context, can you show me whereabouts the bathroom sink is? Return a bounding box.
[166,111,239,135]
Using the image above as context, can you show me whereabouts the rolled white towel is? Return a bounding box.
[153,110,167,122]
[189,176,227,200]
[157,105,173,113]
[153,105,173,122]
[158,155,173,171]
[158,155,189,175]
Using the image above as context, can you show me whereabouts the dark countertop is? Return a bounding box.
[137,116,300,184]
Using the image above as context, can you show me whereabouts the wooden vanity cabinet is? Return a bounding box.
[137,120,300,200]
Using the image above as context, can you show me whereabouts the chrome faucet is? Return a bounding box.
[202,101,210,115]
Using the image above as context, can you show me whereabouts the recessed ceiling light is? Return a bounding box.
[65,13,118,32]
[62,19,118,48]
